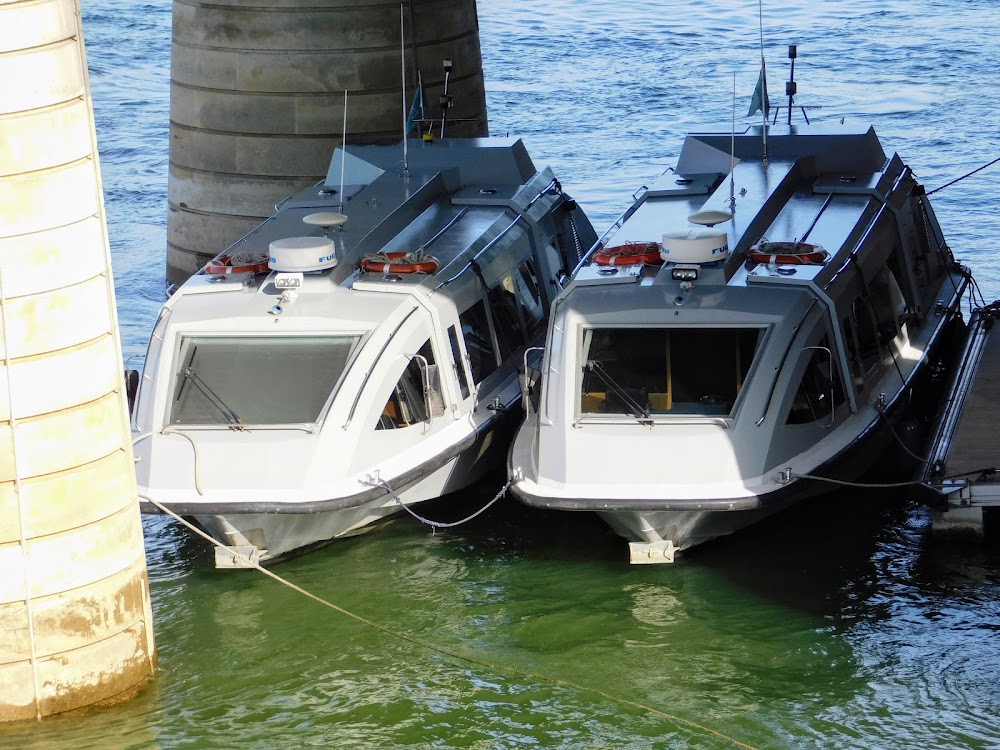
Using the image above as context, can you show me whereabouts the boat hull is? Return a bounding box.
[512,349,951,559]
[146,406,520,562]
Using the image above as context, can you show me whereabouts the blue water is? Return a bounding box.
[8,1,998,747]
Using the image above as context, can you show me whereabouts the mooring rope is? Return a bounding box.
[360,474,514,529]
[139,495,758,750]
[926,156,1000,195]
[788,472,923,488]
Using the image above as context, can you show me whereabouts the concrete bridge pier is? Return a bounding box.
[0,0,156,720]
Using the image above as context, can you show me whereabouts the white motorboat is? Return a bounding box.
[507,123,970,563]
[131,137,597,564]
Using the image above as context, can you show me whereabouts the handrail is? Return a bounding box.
[570,187,649,277]
[422,207,469,250]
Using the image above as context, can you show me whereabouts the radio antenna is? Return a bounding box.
[339,89,347,214]
[730,72,736,211]
[400,4,409,172]
[758,0,768,166]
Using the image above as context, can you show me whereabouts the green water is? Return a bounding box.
[3,481,997,749]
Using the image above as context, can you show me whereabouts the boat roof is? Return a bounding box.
[165,138,558,328]
[563,123,902,309]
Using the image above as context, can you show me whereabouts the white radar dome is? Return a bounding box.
[660,228,730,264]
[268,236,338,272]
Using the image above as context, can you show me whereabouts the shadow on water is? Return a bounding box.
[382,471,909,615]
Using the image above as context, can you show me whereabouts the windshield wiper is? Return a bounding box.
[584,360,651,422]
[182,367,243,427]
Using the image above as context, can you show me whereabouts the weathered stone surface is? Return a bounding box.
[0,0,155,721]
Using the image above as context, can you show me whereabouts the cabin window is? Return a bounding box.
[376,340,433,429]
[460,299,499,384]
[852,297,882,375]
[867,266,907,346]
[842,315,866,393]
[169,335,360,425]
[886,249,913,319]
[487,262,546,359]
[785,335,846,425]
[578,327,762,417]
[448,325,470,399]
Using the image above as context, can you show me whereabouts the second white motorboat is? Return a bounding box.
[508,122,969,563]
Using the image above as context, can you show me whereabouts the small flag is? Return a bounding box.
[747,62,770,117]
[405,88,424,134]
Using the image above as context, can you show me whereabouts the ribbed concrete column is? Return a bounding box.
[0,0,156,720]
[167,0,489,285]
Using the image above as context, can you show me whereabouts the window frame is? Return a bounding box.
[573,323,769,423]
[165,331,367,430]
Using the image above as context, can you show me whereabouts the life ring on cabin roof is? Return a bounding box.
[593,241,663,267]
[360,251,440,275]
[747,240,828,265]
[204,251,270,276]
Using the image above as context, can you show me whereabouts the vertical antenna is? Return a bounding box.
[440,58,453,138]
[730,72,736,211]
[786,44,797,126]
[339,89,347,214]
[400,4,408,172]
[758,0,768,166]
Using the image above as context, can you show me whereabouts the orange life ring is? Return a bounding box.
[204,251,270,276]
[593,241,663,266]
[747,241,827,265]
[360,251,440,275]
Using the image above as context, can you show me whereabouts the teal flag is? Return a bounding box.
[747,63,770,117]
[405,88,423,134]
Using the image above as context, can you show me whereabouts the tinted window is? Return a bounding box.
[170,335,360,425]
[460,299,499,384]
[579,327,762,416]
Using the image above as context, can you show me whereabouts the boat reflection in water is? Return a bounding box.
[508,123,969,563]
[131,138,596,565]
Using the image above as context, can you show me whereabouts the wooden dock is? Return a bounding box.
[922,303,1000,535]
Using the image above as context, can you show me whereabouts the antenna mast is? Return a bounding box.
[758,0,768,166]
[786,44,797,126]
[400,5,409,172]
[439,58,453,138]
[730,72,736,211]
[339,89,347,214]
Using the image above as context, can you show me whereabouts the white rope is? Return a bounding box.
[361,474,514,529]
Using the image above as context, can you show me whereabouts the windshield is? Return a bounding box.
[169,335,362,425]
[579,327,763,417]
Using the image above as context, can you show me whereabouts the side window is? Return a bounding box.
[786,335,846,425]
[459,299,499,384]
[487,280,523,361]
[853,297,882,375]
[375,340,433,430]
[842,315,865,393]
[448,325,471,399]
[515,260,546,335]
[484,261,548,363]
[868,266,905,347]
